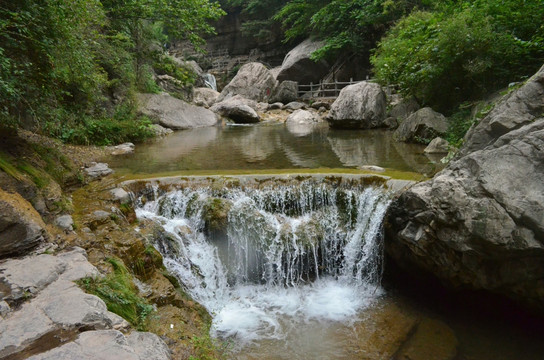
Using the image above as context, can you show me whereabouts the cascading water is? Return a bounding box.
[135,178,391,353]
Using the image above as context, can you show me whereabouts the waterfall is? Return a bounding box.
[135,179,391,345]
[203,73,217,91]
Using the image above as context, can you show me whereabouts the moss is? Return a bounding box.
[17,161,49,188]
[78,257,153,330]
[117,167,424,181]
[0,151,23,181]
[203,198,232,232]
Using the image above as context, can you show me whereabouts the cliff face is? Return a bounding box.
[385,64,544,312]
[174,7,290,68]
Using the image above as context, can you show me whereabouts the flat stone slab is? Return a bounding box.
[0,248,140,359]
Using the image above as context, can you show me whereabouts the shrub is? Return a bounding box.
[371,0,544,112]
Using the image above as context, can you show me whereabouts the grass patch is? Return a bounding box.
[78,257,153,330]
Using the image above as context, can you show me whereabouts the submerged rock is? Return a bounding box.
[394,107,448,143]
[327,81,387,129]
[0,189,48,258]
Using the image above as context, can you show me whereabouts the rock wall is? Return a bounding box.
[385,65,544,312]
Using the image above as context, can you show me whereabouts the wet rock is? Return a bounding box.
[277,39,330,85]
[193,87,220,108]
[271,80,298,104]
[202,198,233,233]
[327,81,387,129]
[348,300,418,359]
[54,215,74,232]
[424,137,450,154]
[283,101,306,111]
[108,142,135,156]
[27,330,170,360]
[286,109,321,124]
[211,97,260,123]
[394,107,448,143]
[396,318,458,360]
[217,62,277,103]
[111,188,130,203]
[84,162,113,179]
[0,189,48,258]
[138,92,218,130]
[150,124,174,137]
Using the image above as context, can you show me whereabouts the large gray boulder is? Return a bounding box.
[389,96,420,122]
[217,62,277,103]
[460,65,544,156]
[0,190,48,258]
[138,92,218,130]
[394,107,448,143]
[326,81,387,129]
[385,65,544,312]
[192,87,220,108]
[286,110,321,125]
[271,80,298,104]
[211,96,260,123]
[277,39,329,85]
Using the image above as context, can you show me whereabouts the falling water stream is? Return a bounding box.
[135,179,392,358]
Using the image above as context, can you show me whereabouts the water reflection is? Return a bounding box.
[109,123,435,174]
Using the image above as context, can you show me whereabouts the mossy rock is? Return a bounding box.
[202,197,232,232]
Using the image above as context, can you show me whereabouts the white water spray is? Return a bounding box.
[135,179,391,347]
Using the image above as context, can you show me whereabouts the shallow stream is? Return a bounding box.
[111,123,544,359]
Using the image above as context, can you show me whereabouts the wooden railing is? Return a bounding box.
[297,79,360,98]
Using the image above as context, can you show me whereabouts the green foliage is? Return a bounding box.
[43,104,154,146]
[78,257,153,330]
[0,0,225,145]
[372,0,544,112]
[275,0,423,59]
[154,56,197,86]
